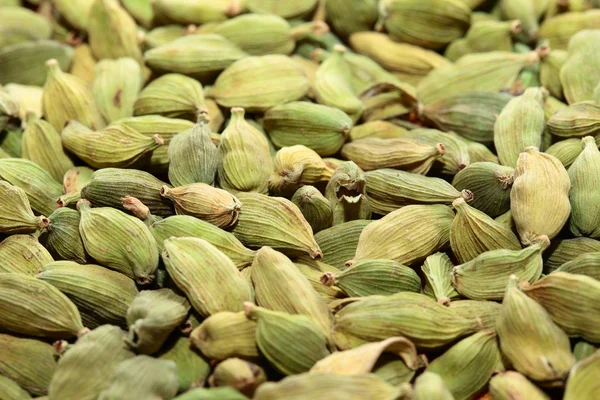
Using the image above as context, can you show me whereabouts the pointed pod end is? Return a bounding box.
[45,58,59,69]
[332,44,347,54]
[345,259,356,268]
[243,301,255,319]
[159,185,170,198]
[437,297,451,307]
[452,197,466,208]
[461,189,474,203]
[76,199,91,211]
[77,327,91,338]
[311,20,329,35]
[185,24,198,35]
[153,134,164,145]
[320,272,336,287]
[511,20,523,35]
[39,216,50,229]
[136,275,154,285]
[436,143,446,155]
[312,249,323,260]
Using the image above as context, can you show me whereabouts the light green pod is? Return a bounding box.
[142,25,186,49]
[126,288,190,354]
[37,261,139,329]
[21,114,74,182]
[93,58,143,123]
[0,7,52,49]
[78,200,159,284]
[291,185,333,234]
[540,48,568,100]
[448,300,502,330]
[568,137,600,237]
[325,0,379,38]
[324,161,371,225]
[314,220,372,269]
[560,30,600,104]
[42,59,105,132]
[152,0,239,25]
[62,121,163,169]
[445,20,521,61]
[0,374,32,400]
[54,0,94,31]
[0,123,23,158]
[545,138,583,168]
[134,73,206,120]
[158,335,211,392]
[173,387,249,400]
[546,237,600,272]
[44,208,89,265]
[245,0,318,18]
[162,237,254,317]
[57,166,95,209]
[122,0,153,28]
[564,350,600,400]
[0,181,49,234]
[421,252,459,305]
[539,10,600,50]
[490,371,550,400]
[0,234,53,275]
[4,83,43,121]
[414,372,455,400]
[0,158,62,216]
[209,357,266,397]
[547,101,600,138]
[556,252,600,280]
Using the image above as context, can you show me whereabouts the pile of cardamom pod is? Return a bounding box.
[1,0,600,399]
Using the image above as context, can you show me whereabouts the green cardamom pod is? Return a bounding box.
[291,185,333,234]
[559,29,600,104]
[314,220,372,269]
[489,371,551,400]
[546,237,600,272]
[448,300,502,330]
[269,145,333,196]
[545,138,583,168]
[556,252,600,280]
[414,372,455,400]
[158,335,211,392]
[57,167,95,208]
[245,0,317,18]
[564,350,600,400]
[209,357,266,398]
[568,136,600,237]
[0,181,49,234]
[0,234,53,275]
[421,252,459,305]
[325,161,371,225]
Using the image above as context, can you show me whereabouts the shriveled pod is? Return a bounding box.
[269,145,333,196]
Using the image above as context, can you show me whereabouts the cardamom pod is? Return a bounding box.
[489,371,550,400]
[314,220,372,269]
[421,252,459,305]
[0,181,49,234]
[0,234,53,275]
[245,0,318,18]
[57,167,94,208]
[568,136,600,237]
[158,335,211,391]
[559,29,600,104]
[324,161,371,225]
[564,350,600,400]
[414,372,455,400]
[209,357,266,397]
[448,300,502,330]
[291,185,333,234]
[545,138,583,168]
[546,237,600,272]
[269,145,333,195]
[556,252,600,280]
[93,57,143,123]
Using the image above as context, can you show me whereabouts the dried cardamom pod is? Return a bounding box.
[414,372,455,400]
[0,234,52,275]
[245,0,317,18]
[173,387,249,399]
[564,350,600,400]
[573,341,597,362]
[547,102,600,138]
[556,252,600,280]
[57,167,94,208]
[421,252,459,305]
[0,375,32,400]
[70,44,97,85]
[294,260,345,302]
[245,303,330,375]
[445,20,522,61]
[511,147,571,245]
[350,204,453,266]
[324,161,371,225]
[545,138,584,168]
[314,220,372,269]
[366,169,473,215]
[0,272,84,338]
[158,335,211,391]
[126,289,190,354]
[162,237,254,317]
[559,30,600,104]
[269,145,333,195]
[0,334,56,397]
[232,193,322,259]
[168,113,219,187]
[321,259,421,297]
[190,311,259,361]
[0,7,52,49]
[568,137,600,237]
[494,88,546,167]
[426,329,500,400]
[4,83,42,122]
[490,371,550,400]
[160,184,241,229]
[291,185,333,234]
[142,25,186,50]
[218,108,273,194]
[37,261,139,329]
[209,358,266,397]
[92,58,143,123]
[539,10,600,50]
[497,275,575,384]
[0,181,49,234]
[540,47,568,100]
[349,120,409,141]
[152,0,240,25]
[78,199,159,284]
[448,300,502,330]
[520,272,600,342]
[546,237,600,272]
[406,129,470,175]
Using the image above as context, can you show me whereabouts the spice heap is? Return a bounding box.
[0,0,599,399]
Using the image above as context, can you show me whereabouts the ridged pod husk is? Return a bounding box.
[377,0,471,50]
[0,334,56,397]
[450,197,521,263]
[0,375,32,400]
[0,273,84,338]
[245,303,331,375]
[490,371,550,400]
[452,238,546,300]
[546,237,600,272]
[87,0,143,63]
[45,205,89,265]
[464,139,498,164]
[545,138,584,168]
[78,200,159,284]
[500,0,538,42]
[49,325,135,400]
[341,137,445,174]
[324,161,370,225]
[142,25,186,49]
[325,0,378,38]
[314,45,363,121]
[0,123,23,158]
[21,114,74,182]
[208,360,264,399]
[556,252,600,280]
[321,259,421,297]
[510,147,571,245]
[349,120,409,141]
[62,121,163,169]
[158,335,211,391]
[0,40,73,86]
[414,372,455,400]
[134,73,206,120]
[350,204,453,266]
[37,261,138,329]
[160,184,241,229]
[547,102,600,138]
[405,129,470,175]
[144,34,247,81]
[421,252,459,305]
[190,311,259,361]
[162,237,254,317]
[573,341,597,362]
[0,181,49,234]
[269,145,333,196]
[0,7,52,49]
[497,275,575,385]
[210,54,309,111]
[365,169,473,215]
[519,272,600,342]
[218,108,273,194]
[417,51,540,106]
[294,260,345,302]
[263,101,352,156]
[540,48,568,100]
[92,58,143,123]
[291,185,333,234]
[149,215,255,269]
[173,387,249,399]
[168,114,218,187]
[232,193,322,259]
[83,170,171,217]
[452,162,514,218]
[53,0,94,30]
[350,31,450,79]
[564,350,600,400]
[97,356,179,400]
[0,234,53,275]
[152,0,240,25]
[538,10,600,50]
[421,91,512,144]
[494,88,546,167]
[567,137,600,237]
[57,166,95,209]
[42,59,105,132]
[426,329,500,400]
[126,288,191,354]
[0,158,63,216]
[445,20,522,61]
[448,300,502,331]
[559,30,600,104]
[70,44,97,86]
[254,373,403,400]
[314,220,372,269]
[251,247,334,340]
[4,83,43,121]
[333,292,481,350]
[245,0,317,18]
